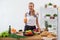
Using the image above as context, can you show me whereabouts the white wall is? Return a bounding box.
[0,0,60,40]
[0,0,43,32]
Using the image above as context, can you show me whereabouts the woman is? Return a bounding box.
[24,2,40,32]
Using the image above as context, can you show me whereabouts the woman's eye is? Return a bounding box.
[30,6,32,7]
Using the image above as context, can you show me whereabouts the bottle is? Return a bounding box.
[9,25,11,34]
[45,21,48,31]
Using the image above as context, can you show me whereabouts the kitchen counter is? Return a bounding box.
[0,35,57,40]
[0,31,57,40]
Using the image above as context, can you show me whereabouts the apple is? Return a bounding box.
[25,30,33,36]
[26,31,29,33]
[28,32,33,34]
[24,32,28,36]
[33,29,37,32]
[28,30,31,32]
[26,30,32,33]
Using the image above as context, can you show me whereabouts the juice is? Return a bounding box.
[24,17,27,23]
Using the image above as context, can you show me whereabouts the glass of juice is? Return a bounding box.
[24,17,27,23]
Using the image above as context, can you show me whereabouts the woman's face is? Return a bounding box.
[29,3,34,12]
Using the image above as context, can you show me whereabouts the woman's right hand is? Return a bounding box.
[24,17,27,23]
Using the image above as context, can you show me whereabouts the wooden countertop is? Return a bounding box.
[0,31,57,40]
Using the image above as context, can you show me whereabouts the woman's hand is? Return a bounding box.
[38,27,41,32]
[24,17,27,23]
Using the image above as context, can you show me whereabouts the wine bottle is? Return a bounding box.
[45,21,48,31]
[9,25,11,34]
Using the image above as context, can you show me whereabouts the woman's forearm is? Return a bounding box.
[36,18,41,32]
[37,23,40,28]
